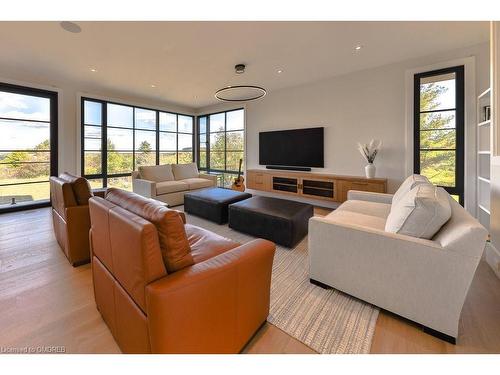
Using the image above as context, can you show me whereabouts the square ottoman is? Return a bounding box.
[229,196,313,248]
[184,187,252,224]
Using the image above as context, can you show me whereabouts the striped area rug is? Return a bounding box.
[183,209,379,354]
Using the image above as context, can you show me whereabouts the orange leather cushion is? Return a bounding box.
[106,188,193,272]
[59,172,93,205]
[185,224,240,264]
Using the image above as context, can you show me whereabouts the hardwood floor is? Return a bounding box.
[1,207,499,354]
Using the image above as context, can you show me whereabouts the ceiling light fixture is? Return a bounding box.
[215,64,267,102]
[90,68,97,72]
[60,21,82,34]
[150,84,157,88]
[235,64,246,74]
[277,69,283,74]
[354,45,362,51]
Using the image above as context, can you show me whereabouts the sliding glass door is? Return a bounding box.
[0,83,58,212]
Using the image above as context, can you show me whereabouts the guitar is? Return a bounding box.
[231,158,246,192]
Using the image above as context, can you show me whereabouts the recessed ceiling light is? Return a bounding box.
[354,45,362,51]
[150,84,157,88]
[235,64,246,74]
[60,21,82,34]
[277,69,283,74]
[90,68,97,72]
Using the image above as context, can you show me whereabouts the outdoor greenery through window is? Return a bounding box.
[82,98,193,190]
[197,108,244,187]
[0,83,57,211]
[414,66,464,204]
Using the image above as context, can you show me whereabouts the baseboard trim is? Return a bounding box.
[485,242,500,279]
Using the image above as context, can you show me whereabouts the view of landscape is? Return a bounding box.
[82,100,195,190]
[0,90,52,206]
[199,109,245,187]
[419,73,457,188]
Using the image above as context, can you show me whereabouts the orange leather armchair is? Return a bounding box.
[89,189,276,353]
[50,173,104,266]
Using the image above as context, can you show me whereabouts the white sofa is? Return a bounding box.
[132,163,217,206]
[308,178,488,342]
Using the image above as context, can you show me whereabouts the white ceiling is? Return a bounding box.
[0,21,489,109]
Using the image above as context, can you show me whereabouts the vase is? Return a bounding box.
[365,163,376,178]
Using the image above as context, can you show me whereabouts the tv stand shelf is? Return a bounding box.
[247,169,387,204]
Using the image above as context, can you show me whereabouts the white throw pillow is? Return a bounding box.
[172,163,199,180]
[392,174,430,206]
[139,164,174,182]
[385,185,451,239]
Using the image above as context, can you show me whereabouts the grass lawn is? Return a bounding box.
[0,177,49,205]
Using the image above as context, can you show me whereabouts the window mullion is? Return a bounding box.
[102,101,108,188]
[156,111,160,165]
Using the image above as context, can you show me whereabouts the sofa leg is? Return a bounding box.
[422,326,456,345]
[71,258,91,267]
[309,278,333,289]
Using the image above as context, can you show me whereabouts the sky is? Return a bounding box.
[83,101,195,150]
[421,77,456,111]
[0,92,50,150]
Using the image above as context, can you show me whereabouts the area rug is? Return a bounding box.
[182,209,379,354]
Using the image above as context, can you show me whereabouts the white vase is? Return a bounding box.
[365,163,376,178]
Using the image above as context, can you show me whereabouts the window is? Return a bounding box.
[414,66,464,205]
[197,108,244,187]
[0,83,58,212]
[81,98,193,190]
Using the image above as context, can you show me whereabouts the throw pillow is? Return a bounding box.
[385,184,451,239]
[172,163,199,180]
[139,164,175,182]
[392,174,430,206]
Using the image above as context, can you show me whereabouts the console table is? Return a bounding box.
[246,169,387,204]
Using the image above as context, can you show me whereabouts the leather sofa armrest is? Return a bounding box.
[132,178,156,198]
[198,173,217,186]
[174,210,186,224]
[145,239,276,353]
[65,205,92,265]
[347,190,393,204]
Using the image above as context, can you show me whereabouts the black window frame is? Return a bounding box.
[414,65,465,205]
[81,97,194,188]
[0,82,58,213]
[196,108,245,184]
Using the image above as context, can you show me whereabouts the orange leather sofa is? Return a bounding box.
[50,173,104,266]
[88,188,276,353]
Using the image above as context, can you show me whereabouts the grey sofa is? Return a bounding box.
[132,163,217,206]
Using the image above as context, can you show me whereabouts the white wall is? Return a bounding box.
[198,43,490,195]
[0,67,194,176]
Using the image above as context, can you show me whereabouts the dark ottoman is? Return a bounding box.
[184,187,252,224]
[229,196,313,248]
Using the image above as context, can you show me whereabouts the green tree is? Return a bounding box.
[136,140,154,168]
[3,139,50,179]
[106,138,132,174]
[419,82,455,187]
[208,132,244,172]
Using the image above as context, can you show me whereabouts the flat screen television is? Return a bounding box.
[259,127,324,168]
